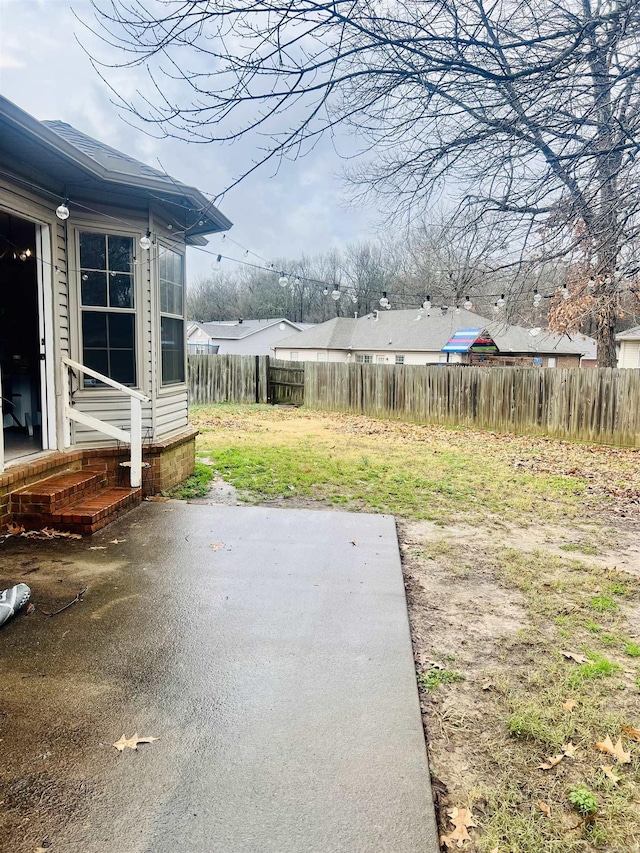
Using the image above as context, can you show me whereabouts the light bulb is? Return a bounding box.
[139,231,151,250]
[278,274,289,287]
[562,286,570,300]
[82,274,89,281]
[588,277,595,289]
[492,302,499,314]
[294,277,301,286]
[331,288,341,301]
[455,306,461,314]
[386,303,391,310]
[379,292,388,308]
[56,201,70,220]
[323,288,329,296]
[464,299,472,310]
[422,299,431,310]
[497,294,505,307]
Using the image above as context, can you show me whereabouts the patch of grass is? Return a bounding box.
[589,595,619,613]
[560,542,600,556]
[566,652,622,689]
[623,641,640,658]
[167,461,215,499]
[418,668,465,691]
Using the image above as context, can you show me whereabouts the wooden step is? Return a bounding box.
[49,487,143,535]
[11,469,107,522]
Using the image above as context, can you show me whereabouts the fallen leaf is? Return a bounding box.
[600,765,621,784]
[594,735,631,764]
[145,495,170,502]
[563,742,579,759]
[481,679,493,691]
[113,733,159,752]
[6,522,25,535]
[25,603,35,616]
[562,651,589,664]
[538,754,564,770]
[536,800,551,818]
[211,542,224,551]
[440,807,477,848]
[89,546,108,550]
[562,699,577,712]
[621,725,640,743]
[110,539,126,544]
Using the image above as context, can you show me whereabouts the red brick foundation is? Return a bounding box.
[0,427,197,526]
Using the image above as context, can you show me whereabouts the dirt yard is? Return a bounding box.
[191,404,640,852]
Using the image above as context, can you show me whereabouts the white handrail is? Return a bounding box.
[61,357,149,488]
[62,356,150,402]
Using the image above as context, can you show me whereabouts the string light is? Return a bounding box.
[278,273,289,287]
[323,287,329,296]
[139,230,152,250]
[464,297,472,310]
[379,291,389,308]
[56,199,70,220]
[497,294,505,308]
[455,305,461,314]
[562,285,570,300]
[331,285,341,301]
[422,296,431,310]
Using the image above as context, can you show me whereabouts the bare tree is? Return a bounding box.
[88,0,640,363]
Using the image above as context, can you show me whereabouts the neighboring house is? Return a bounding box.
[187,318,308,356]
[274,308,596,368]
[616,326,640,368]
[0,95,231,530]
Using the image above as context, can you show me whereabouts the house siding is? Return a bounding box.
[189,322,303,356]
[618,340,640,369]
[0,174,190,452]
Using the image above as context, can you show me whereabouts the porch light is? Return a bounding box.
[139,230,152,250]
[331,285,341,301]
[56,199,70,220]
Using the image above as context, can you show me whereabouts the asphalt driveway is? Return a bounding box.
[0,502,438,852]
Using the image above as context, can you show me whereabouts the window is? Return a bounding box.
[395,354,405,365]
[317,352,327,362]
[547,357,557,368]
[376,356,386,364]
[356,354,372,363]
[160,248,185,384]
[79,232,135,386]
[290,352,299,361]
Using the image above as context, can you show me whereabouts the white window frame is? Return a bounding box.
[395,354,405,364]
[75,228,139,390]
[158,244,187,386]
[289,351,299,361]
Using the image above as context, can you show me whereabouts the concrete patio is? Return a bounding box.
[0,502,438,852]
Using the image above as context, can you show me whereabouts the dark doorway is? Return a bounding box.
[0,212,43,461]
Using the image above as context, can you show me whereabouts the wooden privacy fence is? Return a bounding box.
[188,355,640,447]
[303,363,640,447]
[188,355,304,406]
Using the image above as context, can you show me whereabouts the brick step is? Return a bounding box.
[50,487,143,535]
[11,468,108,518]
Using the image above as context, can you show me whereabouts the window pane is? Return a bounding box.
[83,349,109,383]
[80,232,106,270]
[161,316,184,384]
[108,313,135,349]
[108,235,133,273]
[160,279,168,314]
[159,252,167,284]
[109,273,134,308]
[82,312,108,348]
[81,271,108,306]
[110,349,136,386]
[172,282,183,315]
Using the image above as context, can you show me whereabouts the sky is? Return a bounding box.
[0,0,378,283]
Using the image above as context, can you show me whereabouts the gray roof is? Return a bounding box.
[43,120,175,184]
[190,318,304,340]
[0,95,231,240]
[616,325,640,341]
[276,308,596,356]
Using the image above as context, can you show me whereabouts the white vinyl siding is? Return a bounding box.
[618,340,640,368]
